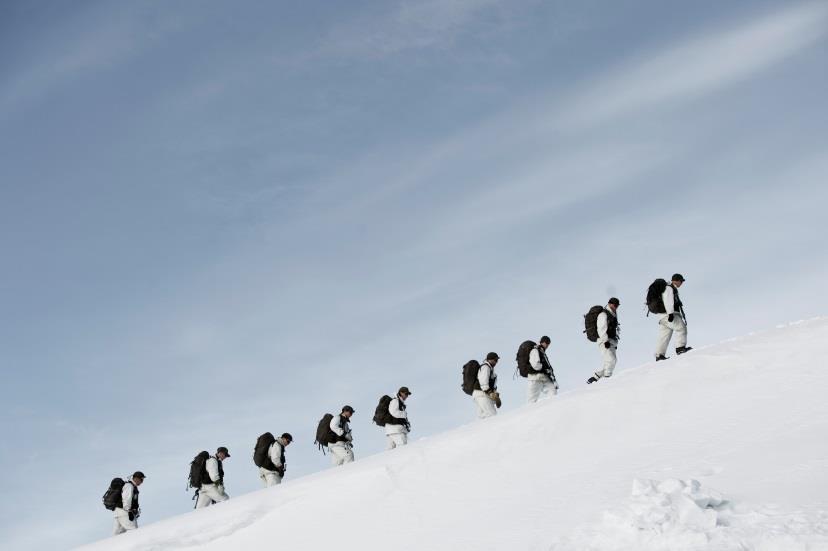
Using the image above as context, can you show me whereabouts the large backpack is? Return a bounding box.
[188,451,210,489]
[584,305,605,342]
[646,279,669,314]
[253,432,277,469]
[373,395,393,426]
[461,360,481,395]
[102,477,125,510]
[516,340,536,377]
[314,413,336,451]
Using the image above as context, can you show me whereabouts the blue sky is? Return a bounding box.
[1,1,827,548]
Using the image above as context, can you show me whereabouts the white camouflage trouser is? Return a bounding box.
[329,443,354,466]
[196,483,229,509]
[594,342,618,379]
[527,376,557,403]
[112,514,136,535]
[259,467,283,487]
[473,393,498,419]
[386,433,408,449]
[655,315,687,356]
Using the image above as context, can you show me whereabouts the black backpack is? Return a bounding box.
[516,340,536,377]
[373,395,393,426]
[646,279,669,314]
[188,451,210,489]
[102,477,125,510]
[314,414,336,451]
[584,305,605,342]
[461,360,481,395]
[253,432,277,469]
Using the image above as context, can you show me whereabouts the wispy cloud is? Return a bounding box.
[309,1,828,244]
[0,6,185,118]
[318,0,514,58]
[559,1,828,128]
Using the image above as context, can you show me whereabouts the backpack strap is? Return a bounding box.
[671,284,688,323]
[536,345,555,380]
[336,415,351,442]
[482,361,497,390]
[123,480,137,513]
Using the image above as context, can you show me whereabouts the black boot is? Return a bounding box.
[655,354,668,361]
[676,346,693,355]
[587,376,598,384]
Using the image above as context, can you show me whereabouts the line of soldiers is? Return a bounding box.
[465,273,693,417]
[104,273,692,536]
[105,388,412,536]
[314,386,412,467]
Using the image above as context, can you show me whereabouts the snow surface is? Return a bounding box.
[78,319,828,551]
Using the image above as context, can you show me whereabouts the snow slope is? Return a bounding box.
[79,319,828,551]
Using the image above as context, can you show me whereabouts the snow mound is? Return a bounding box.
[552,478,828,551]
[627,479,727,535]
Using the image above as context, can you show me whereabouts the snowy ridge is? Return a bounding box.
[78,319,828,551]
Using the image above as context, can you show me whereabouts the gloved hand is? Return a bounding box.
[128,512,135,522]
[604,341,611,349]
[668,314,674,322]
[489,391,502,408]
